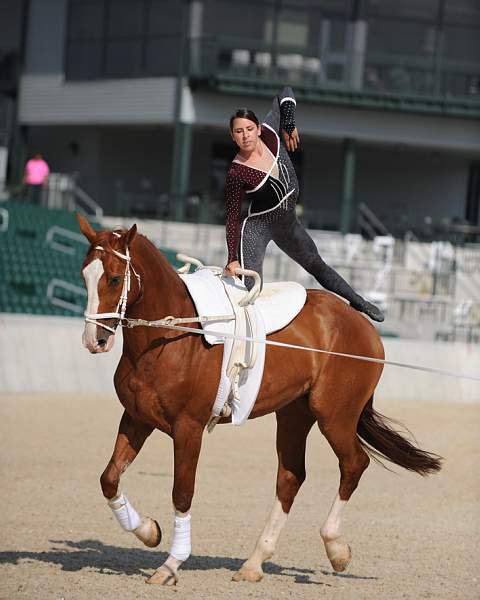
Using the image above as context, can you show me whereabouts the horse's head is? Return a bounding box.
[78,214,140,354]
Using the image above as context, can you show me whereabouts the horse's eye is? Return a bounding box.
[109,276,121,286]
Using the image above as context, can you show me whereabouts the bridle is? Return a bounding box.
[84,233,141,334]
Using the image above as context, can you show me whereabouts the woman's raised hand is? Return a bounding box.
[282,128,300,152]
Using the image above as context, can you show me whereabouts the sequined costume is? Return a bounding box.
[224,87,384,322]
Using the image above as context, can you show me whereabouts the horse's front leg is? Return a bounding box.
[100,410,161,547]
[147,417,203,586]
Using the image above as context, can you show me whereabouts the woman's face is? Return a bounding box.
[231,118,261,153]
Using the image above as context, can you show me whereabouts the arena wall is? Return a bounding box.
[1,314,478,403]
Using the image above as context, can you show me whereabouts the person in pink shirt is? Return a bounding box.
[23,152,50,204]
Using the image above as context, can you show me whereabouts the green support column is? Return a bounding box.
[171,117,192,221]
[340,138,356,235]
[169,0,191,221]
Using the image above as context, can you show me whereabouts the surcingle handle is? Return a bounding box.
[176,254,204,274]
[234,268,261,306]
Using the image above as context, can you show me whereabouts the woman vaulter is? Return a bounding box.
[224,86,384,322]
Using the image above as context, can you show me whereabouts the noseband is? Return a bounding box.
[84,233,141,334]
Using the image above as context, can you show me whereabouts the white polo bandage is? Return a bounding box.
[107,492,141,531]
[170,513,191,561]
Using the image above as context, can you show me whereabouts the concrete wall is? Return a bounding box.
[1,314,479,403]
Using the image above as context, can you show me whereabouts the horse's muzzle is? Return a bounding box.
[82,325,116,353]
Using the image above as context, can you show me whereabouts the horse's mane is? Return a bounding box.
[92,228,175,274]
[135,233,175,270]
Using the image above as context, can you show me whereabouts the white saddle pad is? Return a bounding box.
[179,270,306,345]
[179,269,306,426]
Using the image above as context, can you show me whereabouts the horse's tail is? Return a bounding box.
[357,396,442,476]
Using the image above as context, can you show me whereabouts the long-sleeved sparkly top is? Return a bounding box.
[225,87,299,264]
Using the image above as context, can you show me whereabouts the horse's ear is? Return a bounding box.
[125,224,137,245]
[77,213,97,244]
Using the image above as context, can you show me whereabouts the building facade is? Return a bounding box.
[9,0,480,236]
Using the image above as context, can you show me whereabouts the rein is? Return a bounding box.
[122,318,480,383]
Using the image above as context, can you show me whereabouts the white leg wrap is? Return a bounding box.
[107,492,141,532]
[170,513,191,562]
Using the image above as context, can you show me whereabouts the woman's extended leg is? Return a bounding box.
[272,211,384,321]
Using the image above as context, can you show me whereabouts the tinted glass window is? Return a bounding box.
[444,0,480,26]
[69,1,104,39]
[366,0,438,21]
[105,40,143,77]
[66,41,103,79]
[149,0,183,35]
[146,37,182,75]
[444,27,480,62]
[367,20,436,56]
[203,0,273,40]
[107,0,144,37]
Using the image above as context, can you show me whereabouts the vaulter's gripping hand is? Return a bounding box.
[282,127,300,152]
[224,260,241,277]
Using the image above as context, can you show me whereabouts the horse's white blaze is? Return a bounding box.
[321,494,347,541]
[243,497,288,572]
[82,258,104,349]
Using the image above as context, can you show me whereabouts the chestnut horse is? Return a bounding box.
[78,215,441,586]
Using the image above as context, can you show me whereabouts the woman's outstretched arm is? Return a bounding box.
[263,86,299,150]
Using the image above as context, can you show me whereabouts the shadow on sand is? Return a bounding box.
[0,539,377,584]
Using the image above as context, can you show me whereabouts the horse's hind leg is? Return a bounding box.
[317,413,370,572]
[100,410,161,548]
[233,399,315,583]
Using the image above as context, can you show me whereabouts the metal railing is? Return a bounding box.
[0,206,8,232]
[46,279,86,314]
[188,35,480,115]
[45,174,103,222]
[46,225,89,255]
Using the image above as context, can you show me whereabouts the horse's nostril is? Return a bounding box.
[97,338,107,347]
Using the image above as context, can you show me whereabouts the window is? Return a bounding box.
[65,0,184,80]
[108,1,145,37]
[444,27,480,62]
[68,1,105,39]
[367,20,436,57]
[366,0,439,22]
[444,0,480,27]
[202,0,274,40]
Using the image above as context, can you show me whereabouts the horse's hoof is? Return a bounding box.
[134,517,162,548]
[232,566,263,583]
[146,567,177,586]
[325,539,352,573]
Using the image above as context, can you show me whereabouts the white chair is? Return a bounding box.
[231,49,251,70]
[254,51,272,74]
[276,53,303,82]
[303,56,321,83]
